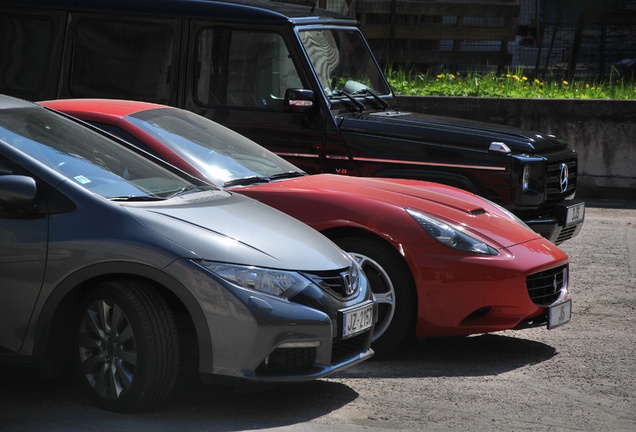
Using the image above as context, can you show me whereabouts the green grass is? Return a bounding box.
[385,66,636,99]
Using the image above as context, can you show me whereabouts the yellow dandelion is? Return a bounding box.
[437,74,444,79]
[522,76,528,81]
[563,80,569,85]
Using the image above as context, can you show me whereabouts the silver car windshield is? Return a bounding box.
[0,107,199,199]
[125,108,304,187]
[298,28,391,97]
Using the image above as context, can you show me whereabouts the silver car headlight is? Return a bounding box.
[198,261,312,297]
[406,208,498,255]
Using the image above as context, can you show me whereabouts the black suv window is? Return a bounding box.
[70,18,176,102]
[0,13,56,96]
[298,28,391,96]
[196,28,303,109]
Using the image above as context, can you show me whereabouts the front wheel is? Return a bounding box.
[333,236,416,354]
[75,280,180,412]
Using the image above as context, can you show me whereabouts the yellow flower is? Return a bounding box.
[522,76,528,81]
[563,80,569,85]
[450,74,456,79]
[437,74,444,79]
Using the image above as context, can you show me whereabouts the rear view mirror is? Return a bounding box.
[0,175,37,209]
[284,89,315,113]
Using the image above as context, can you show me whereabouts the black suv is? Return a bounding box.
[0,0,584,243]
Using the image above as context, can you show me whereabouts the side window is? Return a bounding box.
[0,155,31,215]
[0,156,20,177]
[196,28,303,109]
[0,13,57,97]
[70,18,176,102]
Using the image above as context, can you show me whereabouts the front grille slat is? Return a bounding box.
[545,157,578,202]
[331,332,369,364]
[255,330,371,376]
[303,267,359,298]
[526,265,568,306]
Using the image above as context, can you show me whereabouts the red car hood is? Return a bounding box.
[235,174,545,250]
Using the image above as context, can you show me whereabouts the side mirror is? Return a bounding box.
[284,89,315,114]
[0,175,37,209]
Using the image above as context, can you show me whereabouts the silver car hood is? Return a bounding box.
[124,190,350,271]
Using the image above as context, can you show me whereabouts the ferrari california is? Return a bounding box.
[41,99,573,354]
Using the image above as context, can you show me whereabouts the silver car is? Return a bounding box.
[0,95,375,412]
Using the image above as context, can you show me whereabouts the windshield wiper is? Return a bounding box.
[269,171,306,181]
[166,184,201,199]
[353,88,389,110]
[223,176,271,187]
[329,90,365,112]
[108,195,166,202]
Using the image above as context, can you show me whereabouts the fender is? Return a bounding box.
[30,261,212,378]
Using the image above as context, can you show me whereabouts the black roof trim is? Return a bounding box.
[0,0,356,24]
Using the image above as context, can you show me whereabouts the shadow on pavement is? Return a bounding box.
[0,365,358,431]
[334,333,557,379]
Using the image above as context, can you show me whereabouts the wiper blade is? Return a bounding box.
[269,171,306,181]
[353,88,389,110]
[329,90,365,112]
[223,176,271,187]
[108,195,166,202]
[166,184,200,199]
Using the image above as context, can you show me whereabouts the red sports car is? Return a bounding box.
[41,99,572,354]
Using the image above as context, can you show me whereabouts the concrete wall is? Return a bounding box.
[396,96,636,200]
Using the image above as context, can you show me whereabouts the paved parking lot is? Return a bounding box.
[1,202,634,432]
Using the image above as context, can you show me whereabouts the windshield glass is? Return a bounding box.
[0,107,199,199]
[298,28,391,97]
[125,108,304,187]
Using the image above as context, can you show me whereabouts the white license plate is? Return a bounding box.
[341,302,374,338]
[548,299,572,329]
[566,203,585,225]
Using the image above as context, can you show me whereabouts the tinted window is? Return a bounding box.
[71,19,176,102]
[196,28,303,109]
[0,14,55,96]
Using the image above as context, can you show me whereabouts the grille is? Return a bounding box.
[256,347,316,374]
[331,332,369,364]
[255,331,370,375]
[546,157,577,202]
[526,265,568,306]
[303,268,358,298]
[555,224,579,245]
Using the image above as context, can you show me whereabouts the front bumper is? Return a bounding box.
[523,199,585,245]
[166,259,375,385]
[402,236,570,337]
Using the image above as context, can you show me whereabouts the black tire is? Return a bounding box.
[333,236,417,355]
[74,280,180,412]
